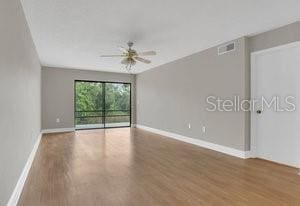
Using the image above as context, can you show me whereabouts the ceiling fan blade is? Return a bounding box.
[100,54,126,57]
[137,51,156,56]
[133,56,151,64]
[118,46,128,53]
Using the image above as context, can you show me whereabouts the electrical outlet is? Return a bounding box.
[56,118,60,123]
[202,126,206,133]
[188,123,191,129]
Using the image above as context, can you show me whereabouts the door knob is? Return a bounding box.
[256,110,262,114]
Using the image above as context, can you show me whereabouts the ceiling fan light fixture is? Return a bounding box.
[124,60,135,73]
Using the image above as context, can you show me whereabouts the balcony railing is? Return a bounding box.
[75,110,130,129]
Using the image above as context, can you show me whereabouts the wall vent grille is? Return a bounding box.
[218,42,236,55]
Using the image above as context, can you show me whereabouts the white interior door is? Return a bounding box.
[251,42,300,168]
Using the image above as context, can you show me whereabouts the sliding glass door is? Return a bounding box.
[75,80,131,129]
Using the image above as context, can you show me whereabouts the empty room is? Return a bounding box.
[1,0,300,205]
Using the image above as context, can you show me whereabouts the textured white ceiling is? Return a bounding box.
[21,0,300,73]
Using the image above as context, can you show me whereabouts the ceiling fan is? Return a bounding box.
[100,42,156,72]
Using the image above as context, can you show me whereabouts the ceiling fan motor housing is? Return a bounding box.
[127,41,134,48]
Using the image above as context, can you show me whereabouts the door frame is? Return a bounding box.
[74,79,132,130]
[250,41,300,157]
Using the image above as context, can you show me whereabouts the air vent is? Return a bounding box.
[218,42,236,55]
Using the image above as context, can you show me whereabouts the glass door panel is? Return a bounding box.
[75,81,104,129]
[105,83,131,127]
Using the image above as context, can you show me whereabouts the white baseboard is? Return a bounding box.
[244,151,254,159]
[7,133,42,206]
[42,127,75,134]
[136,124,250,159]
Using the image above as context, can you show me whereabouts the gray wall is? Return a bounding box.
[137,37,249,151]
[136,21,300,152]
[249,21,300,52]
[42,67,135,130]
[0,0,41,205]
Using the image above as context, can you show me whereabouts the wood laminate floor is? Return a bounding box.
[18,128,300,206]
